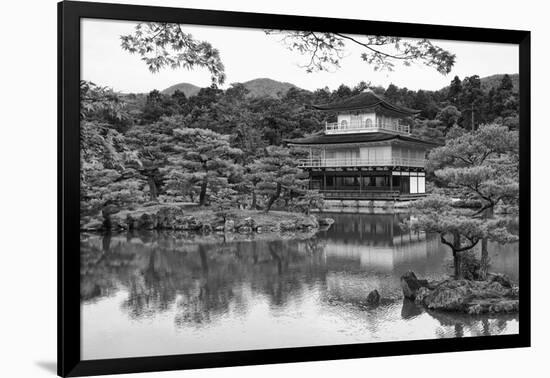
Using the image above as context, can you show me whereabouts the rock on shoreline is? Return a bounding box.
[400,271,518,315]
[81,204,333,234]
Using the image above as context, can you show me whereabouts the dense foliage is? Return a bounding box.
[409,124,519,279]
[80,73,519,232]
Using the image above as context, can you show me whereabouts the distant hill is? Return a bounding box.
[479,73,519,92]
[240,78,297,98]
[161,82,201,97]
[161,78,298,99]
[438,73,519,95]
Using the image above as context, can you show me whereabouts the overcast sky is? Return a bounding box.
[81,18,519,94]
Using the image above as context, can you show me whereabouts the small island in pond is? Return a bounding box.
[81,203,333,234]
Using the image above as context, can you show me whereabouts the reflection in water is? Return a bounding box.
[81,213,519,360]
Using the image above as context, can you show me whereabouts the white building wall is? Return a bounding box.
[359,145,391,162]
[392,145,427,161]
[418,176,426,193]
[337,114,352,126]
[360,112,376,125]
[337,112,376,126]
[410,176,419,194]
[325,148,359,160]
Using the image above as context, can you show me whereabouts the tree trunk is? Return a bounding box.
[479,238,489,280]
[264,182,281,213]
[453,252,463,279]
[479,206,494,280]
[471,104,475,131]
[199,176,208,206]
[453,231,463,279]
[251,190,257,210]
[147,176,158,201]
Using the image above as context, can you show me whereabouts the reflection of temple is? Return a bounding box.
[320,213,441,272]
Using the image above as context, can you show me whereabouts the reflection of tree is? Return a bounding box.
[81,215,518,337]
[253,238,328,308]
[81,232,329,328]
[398,298,517,338]
[175,244,239,327]
[80,234,136,302]
[429,307,518,338]
[121,250,178,318]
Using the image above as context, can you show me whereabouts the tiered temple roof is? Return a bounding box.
[311,91,421,118]
[286,131,438,147]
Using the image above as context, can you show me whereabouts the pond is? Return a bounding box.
[80,212,519,360]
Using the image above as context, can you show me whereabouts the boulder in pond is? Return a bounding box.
[81,218,104,231]
[238,226,252,233]
[170,215,201,231]
[136,212,157,230]
[400,271,429,300]
[366,289,381,305]
[318,217,335,227]
[296,216,318,229]
[201,223,213,233]
[107,212,129,231]
[415,278,519,314]
[236,217,256,231]
[224,219,235,232]
[279,220,297,231]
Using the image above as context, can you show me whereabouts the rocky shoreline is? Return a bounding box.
[81,204,334,234]
[400,271,519,315]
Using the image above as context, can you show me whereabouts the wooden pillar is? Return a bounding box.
[390,169,393,195]
[359,170,363,193]
[323,172,326,190]
[410,166,413,194]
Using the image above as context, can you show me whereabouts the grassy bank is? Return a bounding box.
[81,203,332,233]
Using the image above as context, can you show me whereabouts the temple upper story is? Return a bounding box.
[285,90,437,200]
[311,90,420,135]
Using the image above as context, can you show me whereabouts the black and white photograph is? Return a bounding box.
[77,15,523,362]
[8,0,550,377]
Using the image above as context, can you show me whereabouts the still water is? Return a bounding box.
[80,213,519,360]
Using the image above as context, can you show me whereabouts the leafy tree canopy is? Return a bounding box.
[121,23,226,85]
[265,31,456,74]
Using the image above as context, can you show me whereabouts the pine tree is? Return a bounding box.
[436,105,462,130]
[161,128,242,206]
[248,146,309,213]
[124,115,185,201]
[459,75,484,130]
[80,121,147,223]
[447,76,462,106]
[413,124,519,279]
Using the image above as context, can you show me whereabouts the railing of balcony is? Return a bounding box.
[299,157,426,168]
[319,190,427,200]
[325,120,410,134]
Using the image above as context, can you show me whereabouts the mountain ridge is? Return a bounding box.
[161,78,298,98]
[160,73,519,99]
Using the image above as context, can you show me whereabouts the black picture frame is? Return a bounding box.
[58,1,531,376]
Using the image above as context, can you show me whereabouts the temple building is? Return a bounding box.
[286,90,438,200]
